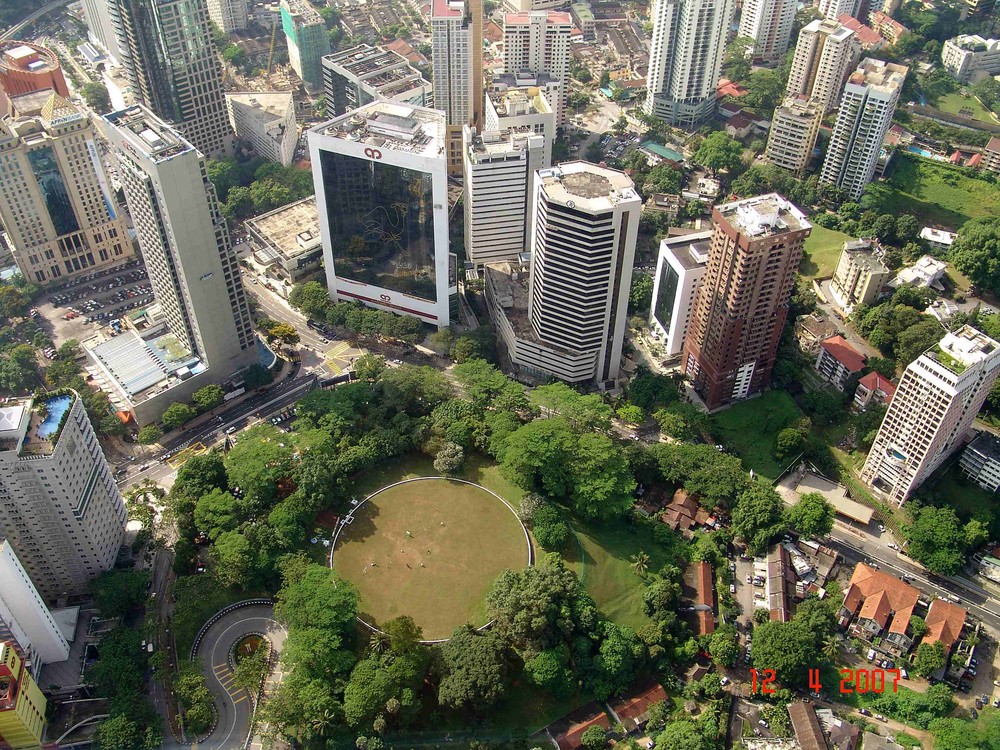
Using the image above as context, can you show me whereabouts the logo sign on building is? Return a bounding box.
[363,147,382,160]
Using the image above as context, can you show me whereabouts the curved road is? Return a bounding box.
[1,0,75,41]
[188,605,287,750]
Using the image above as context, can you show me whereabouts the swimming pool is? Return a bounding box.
[37,395,72,439]
[906,146,932,158]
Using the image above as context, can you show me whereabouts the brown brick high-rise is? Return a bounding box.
[682,194,811,410]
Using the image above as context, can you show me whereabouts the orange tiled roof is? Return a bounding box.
[843,564,919,634]
[923,599,966,653]
[611,682,668,725]
[858,371,895,398]
[820,335,866,373]
[555,711,611,750]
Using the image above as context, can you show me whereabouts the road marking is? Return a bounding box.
[214,663,228,671]
[232,694,247,705]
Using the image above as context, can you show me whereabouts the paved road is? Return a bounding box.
[188,605,287,750]
[0,0,73,40]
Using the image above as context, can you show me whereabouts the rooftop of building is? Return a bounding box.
[245,196,321,262]
[85,329,205,404]
[661,231,712,270]
[537,161,638,211]
[225,92,293,122]
[926,324,999,374]
[843,563,919,635]
[919,227,956,245]
[504,10,572,24]
[804,16,857,41]
[864,733,903,750]
[490,75,557,113]
[0,40,61,73]
[837,15,883,47]
[840,238,889,270]
[571,2,595,21]
[967,430,1000,462]
[323,43,419,82]
[103,106,192,162]
[986,136,1000,152]
[0,392,76,456]
[820,335,866,372]
[870,10,908,32]
[858,370,895,397]
[467,126,542,157]
[314,101,445,159]
[923,598,967,653]
[946,34,1000,51]
[777,95,823,116]
[716,193,810,237]
[787,701,826,750]
[432,0,464,18]
[281,0,325,23]
[848,58,909,90]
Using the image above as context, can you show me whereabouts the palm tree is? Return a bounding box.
[310,708,336,737]
[367,630,391,656]
[631,550,651,578]
[822,635,840,661]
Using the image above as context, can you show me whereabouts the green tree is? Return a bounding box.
[224,424,294,513]
[785,492,835,537]
[732,483,787,553]
[751,619,818,686]
[433,441,465,474]
[194,488,240,540]
[656,720,707,750]
[212,530,254,588]
[161,402,197,430]
[532,382,613,430]
[709,623,740,666]
[895,319,945,367]
[192,384,225,412]
[94,715,142,750]
[690,132,743,175]
[629,273,654,313]
[910,616,928,639]
[581,725,608,750]
[274,556,359,636]
[437,625,509,711]
[288,280,331,318]
[532,503,572,551]
[233,646,270,697]
[617,403,645,424]
[950,216,1000,295]
[82,82,112,113]
[774,427,805,461]
[523,647,575,696]
[90,569,151,618]
[243,363,273,390]
[904,505,973,574]
[354,353,386,381]
[913,640,946,677]
[802,390,845,426]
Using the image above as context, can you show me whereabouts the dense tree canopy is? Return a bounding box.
[437,626,510,711]
[951,216,1000,295]
[785,492,835,537]
[904,505,984,574]
[731,483,787,554]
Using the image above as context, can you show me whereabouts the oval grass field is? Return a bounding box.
[331,478,530,641]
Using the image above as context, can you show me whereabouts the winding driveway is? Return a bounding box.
[189,604,288,750]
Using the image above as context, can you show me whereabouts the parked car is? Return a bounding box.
[859,708,871,716]
[874,715,887,722]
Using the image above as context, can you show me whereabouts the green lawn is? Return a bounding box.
[711,391,804,480]
[334,475,528,640]
[884,154,1000,229]
[934,92,996,124]
[802,224,852,279]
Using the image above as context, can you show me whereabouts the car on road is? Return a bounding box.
[878,524,886,532]
[874,715,887,722]
[225,426,237,434]
[758,720,769,729]
[859,708,871,716]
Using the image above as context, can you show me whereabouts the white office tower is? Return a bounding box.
[0,91,134,286]
[98,106,257,424]
[503,11,572,125]
[861,326,1000,506]
[511,162,640,385]
[308,101,455,327]
[485,84,556,167]
[644,0,735,129]
[0,539,70,667]
[83,0,122,63]
[432,0,483,173]
[787,18,860,114]
[649,230,712,356]
[765,96,823,176]
[207,0,248,32]
[820,59,907,201]
[109,0,234,158]
[503,0,566,11]
[738,0,798,61]
[463,124,546,267]
[0,393,126,601]
[818,0,861,20]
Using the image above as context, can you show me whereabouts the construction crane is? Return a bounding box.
[266,20,278,80]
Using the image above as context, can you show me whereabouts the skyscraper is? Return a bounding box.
[644,0,735,129]
[786,18,860,113]
[110,0,234,158]
[97,106,257,424]
[0,90,135,286]
[432,0,484,173]
[820,58,907,200]
[818,0,861,20]
[861,325,1000,506]
[82,0,123,63]
[738,0,798,62]
[0,539,71,668]
[322,44,432,117]
[503,11,572,125]
[649,230,712,357]
[207,0,248,32]
[308,101,455,327]
[0,392,126,601]
[682,194,811,410]
[280,0,331,94]
[764,96,823,176]
[523,162,640,384]
[0,42,69,116]
[463,124,546,267]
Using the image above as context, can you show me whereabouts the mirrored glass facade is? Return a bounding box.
[653,261,678,333]
[319,150,437,302]
[27,146,79,236]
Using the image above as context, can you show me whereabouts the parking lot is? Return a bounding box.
[37,259,154,344]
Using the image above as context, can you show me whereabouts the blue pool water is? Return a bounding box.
[906,146,932,157]
[37,395,72,438]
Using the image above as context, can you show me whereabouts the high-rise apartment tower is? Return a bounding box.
[644,0,735,128]
[432,0,483,173]
[0,392,126,601]
[682,194,811,410]
[503,11,571,124]
[0,539,70,668]
[0,90,134,286]
[786,18,860,113]
[764,96,823,176]
[820,58,907,200]
[280,0,331,94]
[739,0,798,61]
[861,326,1000,505]
[207,0,248,32]
[110,0,234,158]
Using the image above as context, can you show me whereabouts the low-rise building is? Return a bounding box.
[981,136,1000,174]
[853,371,895,409]
[839,563,920,655]
[891,254,947,290]
[225,92,297,167]
[570,2,595,39]
[868,11,908,45]
[919,226,957,250]
[960,431,1000,492]
[923,598,966,655]
[830,238,892,311]
[815,335,866,389]
[682,561,715,635]
[244,197,323,292]
[649,230,712,357]
[837,14,885,50]
[0,641,47,749]
[788,701,826,750]
[608,682,668,733]
[942,35,1000,83]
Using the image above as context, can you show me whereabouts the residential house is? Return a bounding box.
[788,701,827,750]
[837,15,884,50]
[725,112,755,138]
[608,681,669,733]
[682,560,716,635]
[920,227,957,250]
[839,564,921,655]
[550,704,611,750]
[923,598,967,655]
[796,314,841,354]
[853,371,895,409]
[661,489,712,532]
[815,335,866,390]
[768,545,795,622]
[816,708,860,750]
[869,11,908,45]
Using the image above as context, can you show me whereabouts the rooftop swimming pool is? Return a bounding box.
[36,395,72,439]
